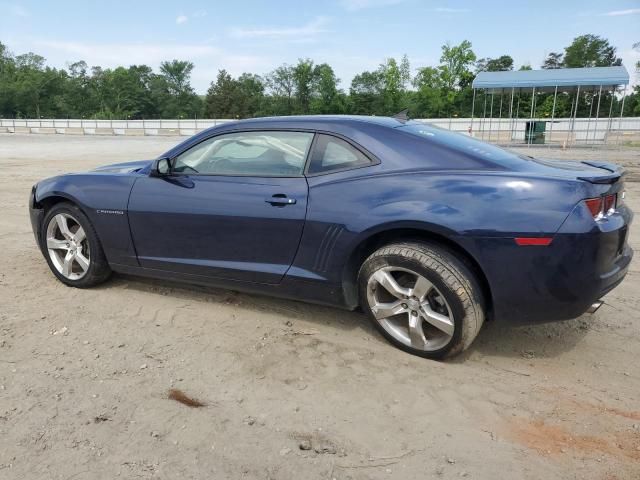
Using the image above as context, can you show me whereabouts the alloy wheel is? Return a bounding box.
[366,266,455,351]
[45,213,91,280]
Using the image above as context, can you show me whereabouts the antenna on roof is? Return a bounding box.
[392,109,410,123]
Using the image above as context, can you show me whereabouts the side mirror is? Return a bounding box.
[150,157,171,177]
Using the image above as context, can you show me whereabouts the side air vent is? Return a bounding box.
[313,225,343,272]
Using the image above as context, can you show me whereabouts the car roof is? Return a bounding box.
[162,115,522,174]
[214,115,410,130]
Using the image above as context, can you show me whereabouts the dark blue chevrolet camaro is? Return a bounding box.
[29,115,633,359]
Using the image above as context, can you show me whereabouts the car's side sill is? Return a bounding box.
[109,263,351,310]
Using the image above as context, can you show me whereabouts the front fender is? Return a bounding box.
[34,174,139,266]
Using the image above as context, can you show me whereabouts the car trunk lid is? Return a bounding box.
[523,157,624,185]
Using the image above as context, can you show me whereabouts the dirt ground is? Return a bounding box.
[0,134,639,480]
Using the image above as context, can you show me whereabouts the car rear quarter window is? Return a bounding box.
[307,134,372,174]
[173,131,314,177]
[397,123,534,169]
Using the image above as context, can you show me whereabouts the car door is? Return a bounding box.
[127,130,314,284]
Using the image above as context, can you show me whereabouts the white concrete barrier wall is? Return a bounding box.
[1,118,638,144]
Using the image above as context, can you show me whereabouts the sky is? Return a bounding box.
[1,0,639,93]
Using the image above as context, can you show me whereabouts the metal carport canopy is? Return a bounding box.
[472,66,629,90]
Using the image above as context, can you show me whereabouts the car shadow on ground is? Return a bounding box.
[460,315,592,360]
[100,273,591,361]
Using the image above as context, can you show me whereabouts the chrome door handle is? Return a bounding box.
[265,195,296,206]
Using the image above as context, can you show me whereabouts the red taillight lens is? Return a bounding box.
[585,198,603,218]
[603,193,616,213]
[584,194,617,220]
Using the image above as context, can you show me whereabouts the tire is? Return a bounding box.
[358,242,485,359]
[40,202,111,288]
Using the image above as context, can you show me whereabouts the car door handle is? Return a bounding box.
[265,194,296,206]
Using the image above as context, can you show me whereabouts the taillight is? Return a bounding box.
[584,194,617,220]
[603,194,616,213]
[585,198,603,218]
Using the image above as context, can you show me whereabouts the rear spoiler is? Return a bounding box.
[577,161,625,184]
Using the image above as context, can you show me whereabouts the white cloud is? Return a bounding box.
[340,0,405,11]
[1,2,29,17]
[176,14,188,25]
[620,48,640,87]
[229,16,329,39]
[434,7,470,13]
[34,40,217,65]
[604,8,640,16]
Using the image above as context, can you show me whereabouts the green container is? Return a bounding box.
[525,121,546,144]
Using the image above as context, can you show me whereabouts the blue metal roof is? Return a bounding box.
[472,66,629,90]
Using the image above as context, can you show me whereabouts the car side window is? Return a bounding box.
[173,131,314,177]
[307,134,372,174]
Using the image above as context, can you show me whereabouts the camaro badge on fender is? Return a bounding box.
[96,209,124,215]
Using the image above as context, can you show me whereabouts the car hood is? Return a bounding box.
[91,160,153,174]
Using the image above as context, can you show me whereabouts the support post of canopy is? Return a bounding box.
[548,85,558,148]
[593,85,602,144]
[470,88,476,136]
[508,87,514,144]
[528,87,536,147]
[567,85,580,148]
[488,91,494,142]
[585,88,595,145]
[606,87,615,144]
[515,91,521,143]
[482,90,487,140]
[498,90,504,143]
[617,85,627,146]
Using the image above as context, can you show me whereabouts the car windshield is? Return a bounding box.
[397,123,534,169]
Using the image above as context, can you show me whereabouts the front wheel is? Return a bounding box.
[40,202,111,288]
[358,242,485,359]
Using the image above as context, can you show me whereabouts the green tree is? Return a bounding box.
[62,61,96,117]
[267,64,295,115]
[236,73,265,117]
[205,70,265,118]
[563,34,621,68]
[311,63,343,114]
[154,60,202,118]
[349,55,410,116]
[12,52,66,118]
[476,55,513,72]
[159,60,194,95]
[293,58,315,114]
[542,52,563,69]
[1,36,638,120]
[412,66,446,117]
[349,70,384,115]
[439,40,476,91]
[205,69,238,118]
[436,40,476,116]
[0,42,17,116]
[379,58,404,114]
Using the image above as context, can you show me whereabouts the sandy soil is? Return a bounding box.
[0,134,639,480]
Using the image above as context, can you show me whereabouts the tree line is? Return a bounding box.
[0,34,638,120]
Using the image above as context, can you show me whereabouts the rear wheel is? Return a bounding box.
[358,242,485,359]
[41,202,111,288]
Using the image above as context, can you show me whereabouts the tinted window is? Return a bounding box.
[307,134,372,174]
[173,131,314,176]
[397,123,534,169]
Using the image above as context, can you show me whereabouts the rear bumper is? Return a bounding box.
[459,203,634,325]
